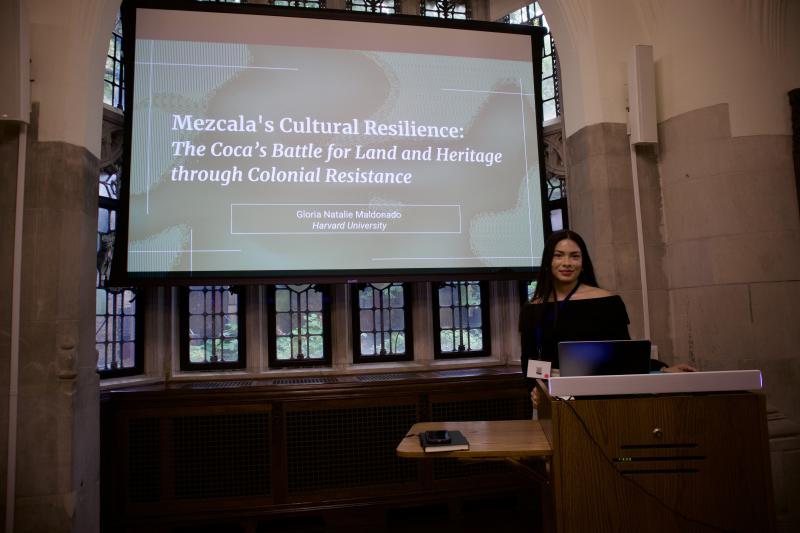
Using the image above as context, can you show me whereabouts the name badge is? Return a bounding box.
[526,359,552,379]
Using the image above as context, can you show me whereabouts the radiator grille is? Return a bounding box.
[173,412,271,499]
[356,373,413,382]
[128,417,161,503]
[286,404,417,492]
[273,377,338,385]
[183,381,255,389]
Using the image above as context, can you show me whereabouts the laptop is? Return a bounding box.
[557,340,651,377]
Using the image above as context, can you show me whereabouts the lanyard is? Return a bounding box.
[535,281,580,358]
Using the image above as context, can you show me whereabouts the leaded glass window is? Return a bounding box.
[96,117,143,377]
[347,0,399,13]
[104,14,124,109]
[506,3,569,234]
[546,173,565,203]
[518,280,536,304]
[421,0,469,19]
[542,126,568,232]
[96,286,141,375]
[353,283,412,363]
[269,0,326,7]
[180,286,245,370]
[433,281,489,357]
[268,284,331,367]
[99,168,119,200]
[505,2,560,122]
[96,215,142,381]
[98,17,141,378]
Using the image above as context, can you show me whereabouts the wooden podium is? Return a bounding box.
[537,381,775,533]
[398,382,775,533]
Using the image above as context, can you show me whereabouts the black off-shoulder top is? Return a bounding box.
[519,296,632,386]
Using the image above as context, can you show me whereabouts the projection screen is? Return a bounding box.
[114,0,549,283]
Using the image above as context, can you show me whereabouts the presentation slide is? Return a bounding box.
[124,6,545,278]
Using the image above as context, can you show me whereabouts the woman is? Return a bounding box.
[520,230,694,397]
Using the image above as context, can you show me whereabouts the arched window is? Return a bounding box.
[504,2,560,122]
[506,3,568,300]
[96,110,142,376]
[103,13,124,110]
[97,12,142,377]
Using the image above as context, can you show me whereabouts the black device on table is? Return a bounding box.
[424,430,451,444]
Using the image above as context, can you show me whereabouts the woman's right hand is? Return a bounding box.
[531,387,539,409]
[661,362,698,373]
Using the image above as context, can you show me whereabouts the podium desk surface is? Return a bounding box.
[396,420,552,459]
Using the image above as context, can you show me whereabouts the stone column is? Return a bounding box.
[9,109,100,531]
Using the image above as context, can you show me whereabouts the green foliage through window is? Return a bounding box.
[434,281,489,357]
[354,282,412,362]
[270,284,330,367]
[182,286,245,370]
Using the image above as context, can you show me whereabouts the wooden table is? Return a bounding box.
[396,420,552,458]
[397,386,775,533]
[397,419,555,532]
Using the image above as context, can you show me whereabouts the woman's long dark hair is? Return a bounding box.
[531,230,598,303]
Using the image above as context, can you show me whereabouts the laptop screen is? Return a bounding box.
[557,340,651,377]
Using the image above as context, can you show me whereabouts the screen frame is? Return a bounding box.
[111,0,551,286]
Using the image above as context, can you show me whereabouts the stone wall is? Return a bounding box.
[566,103,800,532]
[658,103,800,423]
[566,103,800,421]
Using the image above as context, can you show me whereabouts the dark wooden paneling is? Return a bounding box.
[101,368,534,532]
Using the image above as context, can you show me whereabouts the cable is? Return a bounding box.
[560,399,738,533]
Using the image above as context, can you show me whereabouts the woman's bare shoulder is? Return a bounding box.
[573,285,615,300]
[529,285,617,303]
